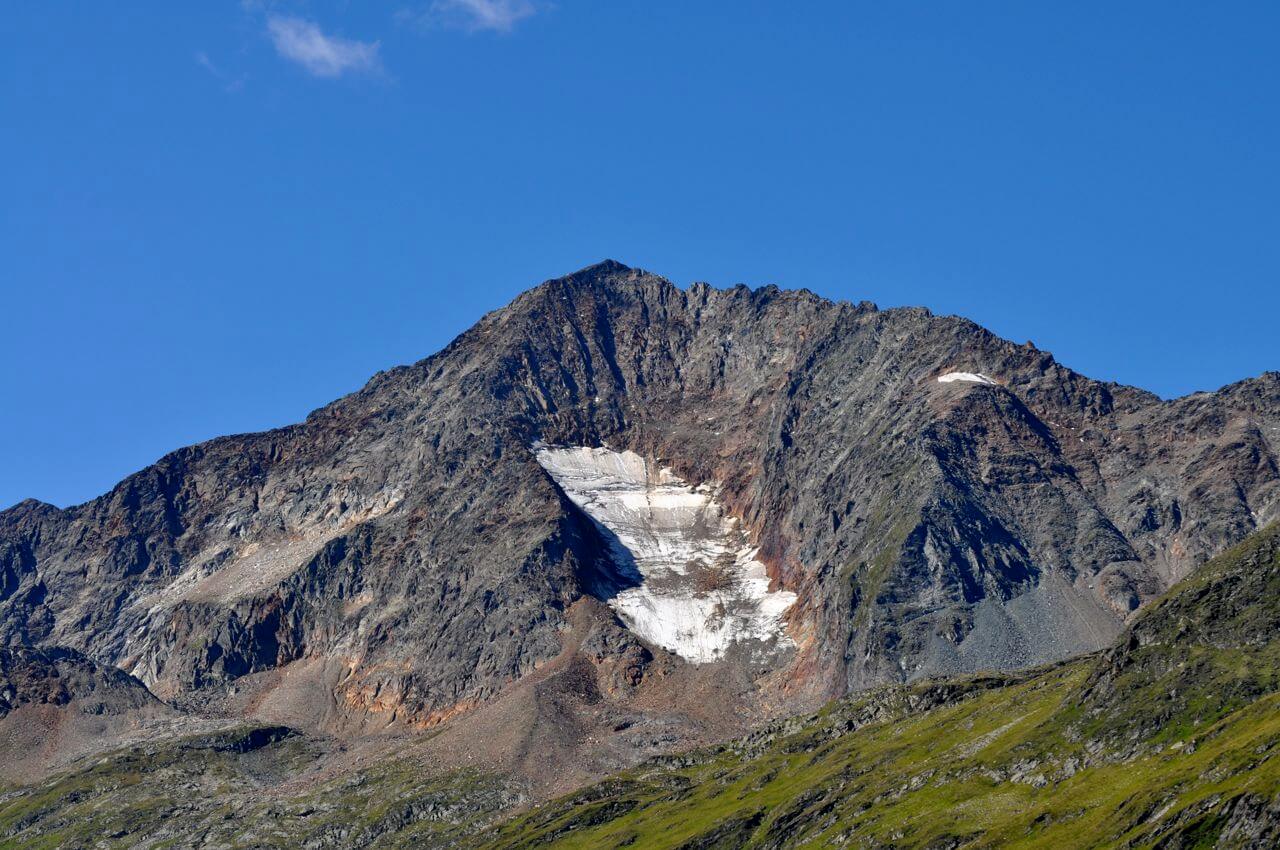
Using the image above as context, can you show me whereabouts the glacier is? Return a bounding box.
[534,445,796,663]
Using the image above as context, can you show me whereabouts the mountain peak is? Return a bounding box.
[574,258,633,276]
[550,258,650,289]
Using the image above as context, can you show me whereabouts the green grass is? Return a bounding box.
[481,665,1280,849]
[0,729,515,849]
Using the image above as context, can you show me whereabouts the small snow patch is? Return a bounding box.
[937,372,998,385]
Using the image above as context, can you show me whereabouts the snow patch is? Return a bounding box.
[937,371,998,385]
[534,445,796,663]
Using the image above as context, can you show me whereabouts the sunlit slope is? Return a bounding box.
[484,525,1280,849]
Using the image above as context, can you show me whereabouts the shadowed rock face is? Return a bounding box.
[1,260,1277,732]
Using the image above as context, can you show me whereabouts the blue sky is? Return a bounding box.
[2,2,1278,509]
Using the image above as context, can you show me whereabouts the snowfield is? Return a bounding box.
[937,371,998,385]
[534,445,796,663]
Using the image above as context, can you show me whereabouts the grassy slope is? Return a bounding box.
[483,526,1280,849]
[0,729,518,849]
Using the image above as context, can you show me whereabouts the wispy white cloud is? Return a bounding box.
[266,15,381,77]
[419,0,541,33]
[195,50,219,75]
[195,51,248,92]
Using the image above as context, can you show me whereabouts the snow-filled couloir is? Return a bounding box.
[534,445,796,663]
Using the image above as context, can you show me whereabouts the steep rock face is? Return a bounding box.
[1,261,1277,728]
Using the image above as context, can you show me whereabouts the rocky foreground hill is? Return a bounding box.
[0,261,1277,845]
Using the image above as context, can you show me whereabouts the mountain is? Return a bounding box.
[1,261,1277,836]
